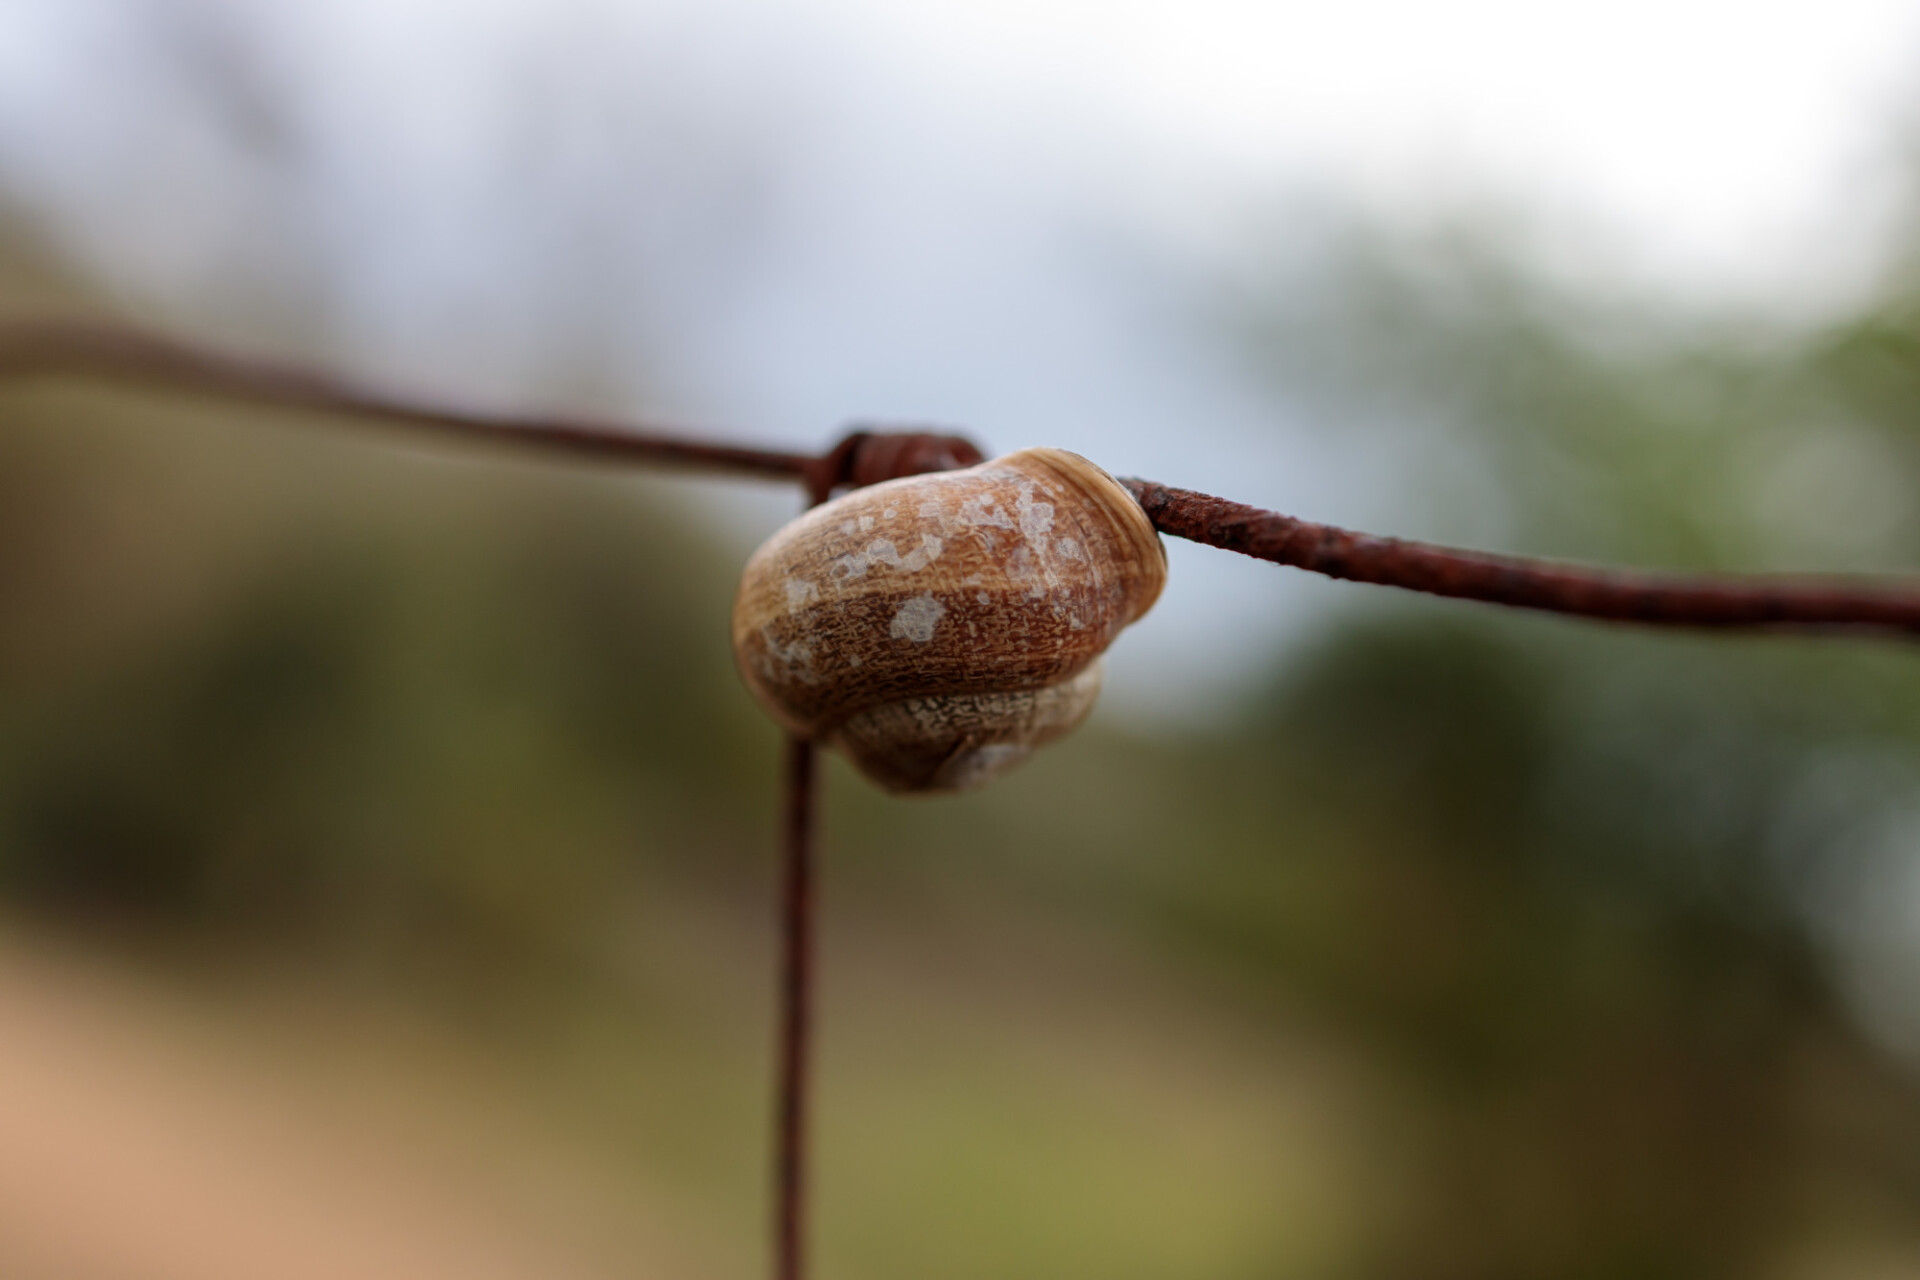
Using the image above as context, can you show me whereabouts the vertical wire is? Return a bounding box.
[773,733,818,1280]
[769,469,848,1280]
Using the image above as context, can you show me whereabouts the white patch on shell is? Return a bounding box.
[889,594,946,643]
[758,628,820,684]
[955,492,1015,530]
[837,534,944,578]
[883,506,898,519]
[859,515,876,531]
[895,534,944,571]
[784,577,819,613]
[1004,545,1037,579]
[1055,537,1082,560]
[1015,482,1056,544]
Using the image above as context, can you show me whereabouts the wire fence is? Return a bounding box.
[8,321,1920,1280]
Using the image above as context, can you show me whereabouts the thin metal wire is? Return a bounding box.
[774,734,818,1280]
[0,321,817,478]
[773,458,842,1280]
[9,323,1920,638]
[1123,478,1920,636]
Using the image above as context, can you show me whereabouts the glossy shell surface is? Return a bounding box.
[731,447,1166,792]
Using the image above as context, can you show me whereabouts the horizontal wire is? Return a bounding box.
[0,321,817,478]
[1123,478,1920,637]
[7,321,1920,637]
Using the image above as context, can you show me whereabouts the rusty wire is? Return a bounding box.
[13,321,1920,1280]
[0,322,990,506]
[774,734,818,1280]
[9,322,1920,637]
[0,321,815,477]
[1122,479,1920,636]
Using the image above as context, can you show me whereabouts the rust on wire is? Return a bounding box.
[774,734,819,1280]
[1123,478,1920,636]
[832,427,986,493]
[0,321,820,477]
[0,322,988,500]
[9,322,1920,636]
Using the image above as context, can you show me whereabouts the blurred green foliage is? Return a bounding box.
[7,190,1920,1277]
[0,386,776,964]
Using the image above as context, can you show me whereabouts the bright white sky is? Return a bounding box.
[827,0,1920,292]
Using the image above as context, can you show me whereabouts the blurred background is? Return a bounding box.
[5,1,1920,1276]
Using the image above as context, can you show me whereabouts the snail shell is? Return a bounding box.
[731,447,1167,793]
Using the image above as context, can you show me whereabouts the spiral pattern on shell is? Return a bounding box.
[731,448,1167,792]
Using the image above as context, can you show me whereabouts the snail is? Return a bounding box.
[731,447,1167,793]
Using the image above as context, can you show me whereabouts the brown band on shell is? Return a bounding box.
[831,661,1105,792]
